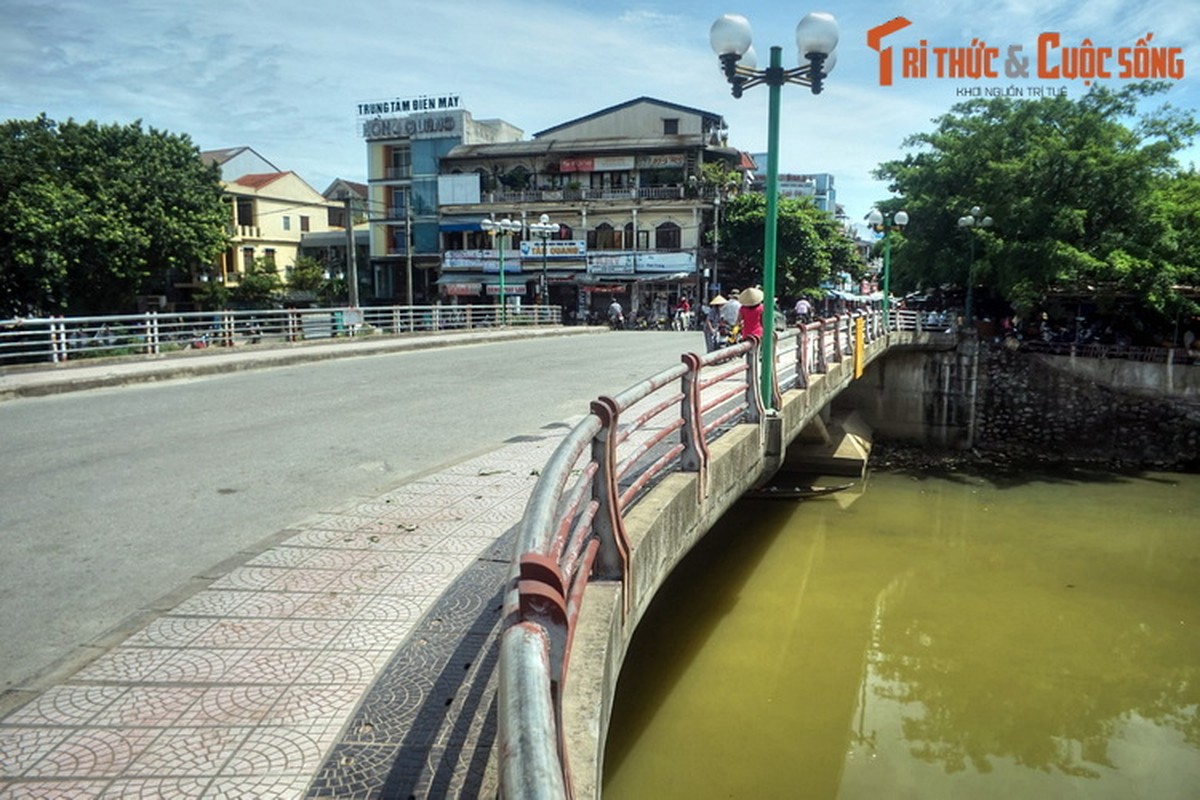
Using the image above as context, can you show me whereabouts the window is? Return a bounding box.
[663,118,679,135]
[300,215,310,232]
[388,147,412,179]
[590,223,616,250]
[282,216,291,231]
[264,248,276,267]
[655,222,681,250]
[241,247,254,272]
[236,198,254,227]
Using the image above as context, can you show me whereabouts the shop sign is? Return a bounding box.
[485,284,527,295]
[361,109,463,140]
[637,153,685,169]
[633,251,696,273]
[518,240,587,258]
[444,283,482,296]
[588,254,636,275]
[442,249,520,273]
[558,156,635,172]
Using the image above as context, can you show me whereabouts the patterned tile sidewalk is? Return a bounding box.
[0,428,569,799]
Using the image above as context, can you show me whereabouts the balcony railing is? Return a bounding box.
[470,185,713,206]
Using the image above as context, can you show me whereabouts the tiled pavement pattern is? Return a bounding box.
[0,426,570,799]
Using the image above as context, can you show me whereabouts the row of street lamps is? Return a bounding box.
[480,214,559,324]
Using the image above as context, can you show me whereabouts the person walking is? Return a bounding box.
[720,288,742,344]
[705,295,727,352]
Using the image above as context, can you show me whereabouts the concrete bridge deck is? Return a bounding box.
[0,329,586,798]
[0,320,944,798]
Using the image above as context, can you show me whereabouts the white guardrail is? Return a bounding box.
[0,304,562,366]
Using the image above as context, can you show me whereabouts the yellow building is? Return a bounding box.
[217,170,336,283]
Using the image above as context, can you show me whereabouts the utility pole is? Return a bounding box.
[344,195,359,308]
[405,189,414,306]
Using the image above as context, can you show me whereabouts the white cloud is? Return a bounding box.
[1,0,1197,222]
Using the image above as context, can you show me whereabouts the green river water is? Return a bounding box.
[603,467,1200,799]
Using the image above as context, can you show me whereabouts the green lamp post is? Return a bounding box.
[710,11,839,410]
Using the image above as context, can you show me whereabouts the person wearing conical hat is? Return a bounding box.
[705,294,727,352]
[738,286,765,340]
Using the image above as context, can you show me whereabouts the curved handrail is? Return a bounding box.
[497,309,892,798]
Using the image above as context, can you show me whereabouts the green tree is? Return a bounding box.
[718,192,861,298]
[874,82,1199,321]
[0,114,229,316]
[230,257,284,308]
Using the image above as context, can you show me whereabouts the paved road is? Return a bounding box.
[0,330,703,692]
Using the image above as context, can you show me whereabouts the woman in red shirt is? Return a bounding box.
[737,286,764,339]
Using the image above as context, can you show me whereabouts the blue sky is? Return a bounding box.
[2,0,1197,230]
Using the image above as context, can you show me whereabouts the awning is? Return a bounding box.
[439,218,486,232]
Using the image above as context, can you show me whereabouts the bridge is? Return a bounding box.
[0,311,979,798]
[496,310,959,798]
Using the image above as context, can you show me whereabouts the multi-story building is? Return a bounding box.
[194,147,339,301]
[360,96,524,304]
[748,155,840,217]
[435,97,743,322]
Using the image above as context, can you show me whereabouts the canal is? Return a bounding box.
[603,466,1200,799]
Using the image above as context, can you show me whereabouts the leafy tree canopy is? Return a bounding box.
[716,192,861,299]
[0,114,229,316]
[873,82,1200,321]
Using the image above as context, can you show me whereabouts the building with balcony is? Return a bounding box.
[361,98,524,304]
[436,97,744,322]
[191,148,340,305]
[217,171,337,282]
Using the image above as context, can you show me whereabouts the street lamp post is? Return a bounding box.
[481,217,521,325]
[710,11,839,410]
[866,208,909,330]
[957,206,993,325]
[527,213,557,313]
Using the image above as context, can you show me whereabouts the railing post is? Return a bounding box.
[588,397,632,607]
[146,311,159,355]
[51,317,66,363]
[769,329,783,410]
[816,320,828,373]
[795,324,809,389]
[744,336,764,424]
[678,354,710,499]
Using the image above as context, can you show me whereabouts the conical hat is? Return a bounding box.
[738,286,764,306]
[709,294,728,305]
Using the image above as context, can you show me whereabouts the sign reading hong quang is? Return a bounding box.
[358,94,462,139]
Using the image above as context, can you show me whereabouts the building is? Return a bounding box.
[323,179,369,229]
[189,148,341,306]
[435,97,744,322]
[217,170,337,281]
[748,155,839,216]
[360,96,523,304]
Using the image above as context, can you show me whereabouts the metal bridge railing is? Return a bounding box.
[497,308,891,798]
[0,304,562,366]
